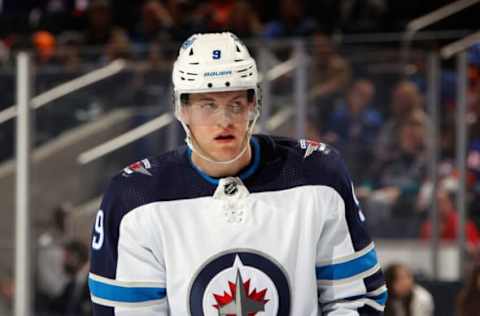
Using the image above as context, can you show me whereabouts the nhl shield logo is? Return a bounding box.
[188,250,291,315]
[224,181,239,196]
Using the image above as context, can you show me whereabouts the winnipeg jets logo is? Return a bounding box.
[189,250,291,316]
[299,139,330,158]
[205,255,277,315]
[122,159,152,177]
[213,257,269,315]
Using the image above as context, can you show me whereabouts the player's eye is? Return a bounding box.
[199,102,217,112]
[229,102,246,114]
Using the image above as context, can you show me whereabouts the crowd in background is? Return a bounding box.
[0,205,90,315]
[0,1,480,315]
[305,32,480,251]
[0,0,387,67]
[0,0,479,247]
[0,0,475,54]
[0,0,476,68]
[0,4,479,232]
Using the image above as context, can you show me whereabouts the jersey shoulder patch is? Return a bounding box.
[122,159,152,177]
[299,139,331,158]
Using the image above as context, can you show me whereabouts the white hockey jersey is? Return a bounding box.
[88,135,387,315]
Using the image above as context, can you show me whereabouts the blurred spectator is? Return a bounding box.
[29,0,85,35]
[363,110,428,234]
[420,179,480,248]
[133,0,176,44]
[195,0,236,32]
[322,79,382,182]
[310,33,351,102]
[263,0,316,39]
[84,0,114,46]
[32,30,58,65]
[164,0,202,41]
[0,272,13,315]
[56,31,83,71]
[468,81,480,149]
[376,80,424,163]
[225,0,263,38]
[36,205,70,313]
[52,240,90,316]
[336,0,387,34]
[377,110,427,208]
[308,32,351,132]
[384,263,434,316]
[145,40,172,69]
[457,265,480,316]
[103,27,131,62]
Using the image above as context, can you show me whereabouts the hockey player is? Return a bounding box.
[88,32,387,315]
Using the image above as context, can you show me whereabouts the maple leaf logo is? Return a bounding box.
[212,270,269,316]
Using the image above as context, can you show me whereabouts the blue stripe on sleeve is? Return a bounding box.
[88,276,166,303]
[316,248,378,280]
[371,290,388,306]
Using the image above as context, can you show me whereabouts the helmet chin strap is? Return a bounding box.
[180,113,258,165]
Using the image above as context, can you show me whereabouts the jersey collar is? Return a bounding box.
[187,136,261,186]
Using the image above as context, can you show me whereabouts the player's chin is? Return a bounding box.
[210,143,243,160]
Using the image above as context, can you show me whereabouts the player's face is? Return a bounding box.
[181,90,255,161]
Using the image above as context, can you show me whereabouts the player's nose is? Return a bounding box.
[216,108,234,128]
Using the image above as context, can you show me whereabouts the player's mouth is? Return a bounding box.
[214,133,235,143]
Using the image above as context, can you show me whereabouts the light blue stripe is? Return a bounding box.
[372,290,388,305]
[316,248,378,280]
[88,277,166,303]
[187,136,261,185]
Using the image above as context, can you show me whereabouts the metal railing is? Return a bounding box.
[0,59,126,125]
[6,34,480,316]
[405,0,480,37]
[77,42,309,165]
[402,0,480,68]
[14,52,32,316]
[401,0,479,279]
[440,32,480,277]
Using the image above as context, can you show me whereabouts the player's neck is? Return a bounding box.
[191,145,252,178]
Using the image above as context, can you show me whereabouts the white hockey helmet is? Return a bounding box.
[172,32,260,122]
